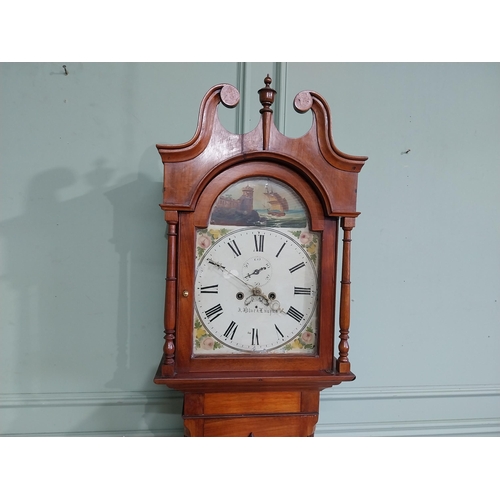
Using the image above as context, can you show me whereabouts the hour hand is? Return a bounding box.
[244,266,267,279]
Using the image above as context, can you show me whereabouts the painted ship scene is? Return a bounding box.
[210,179,308,228]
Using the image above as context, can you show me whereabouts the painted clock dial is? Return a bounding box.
[193,177,321,355]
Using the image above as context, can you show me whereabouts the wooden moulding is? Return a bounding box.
[157,83,367,217]
[154,366,355,393]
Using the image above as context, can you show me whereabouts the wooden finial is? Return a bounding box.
[258,74,276,111]
[258,75,276,150]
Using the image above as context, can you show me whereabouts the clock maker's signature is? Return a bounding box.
[238,306,278,315]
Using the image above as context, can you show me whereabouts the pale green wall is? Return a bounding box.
[1,62,499,436]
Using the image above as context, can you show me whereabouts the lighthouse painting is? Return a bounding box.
[210,178,308,228]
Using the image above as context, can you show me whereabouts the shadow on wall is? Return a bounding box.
[104,169,166,391]
[1,146,180,435]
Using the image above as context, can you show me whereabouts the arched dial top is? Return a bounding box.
[193,177,320,356]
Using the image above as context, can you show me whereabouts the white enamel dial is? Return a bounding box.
[194,227,318,352]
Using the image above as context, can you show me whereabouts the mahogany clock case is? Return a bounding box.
[154,76,366,396]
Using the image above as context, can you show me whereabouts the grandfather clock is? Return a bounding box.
[154,76,367,436]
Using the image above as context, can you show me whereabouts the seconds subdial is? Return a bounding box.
[242,256,272,287]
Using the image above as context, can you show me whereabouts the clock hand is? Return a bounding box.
[208,259,255,292]
[207,259,270,305]
[244,266,268,279]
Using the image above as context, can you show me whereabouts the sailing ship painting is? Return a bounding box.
[264,184,288,217]
[210,178,307,228]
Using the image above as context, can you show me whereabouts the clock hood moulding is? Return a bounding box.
[157,80,367,218]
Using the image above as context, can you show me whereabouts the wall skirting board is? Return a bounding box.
[315,417,500,437]
[1,385,499,437]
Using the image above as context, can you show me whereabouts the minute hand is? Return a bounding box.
[208,259,270,304]
[207,259,254,291]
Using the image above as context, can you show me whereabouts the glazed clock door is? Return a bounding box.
[173,161,339,375]
[193,176,321,357]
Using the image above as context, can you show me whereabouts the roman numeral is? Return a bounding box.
[275,324,284,339]
[275,242,286,258]
[223,321,238,340]
[289,262,306,273]
[294,287,311,295]
[286,306,304,323]
[200,284,218,294]
[254,234,265,252]
[205,303,223,322]
[227,239,241,257]
[251,328,259,345]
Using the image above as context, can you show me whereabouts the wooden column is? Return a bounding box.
[162,211,178,377]
[258,75,276,150]
[337,217,355,373]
